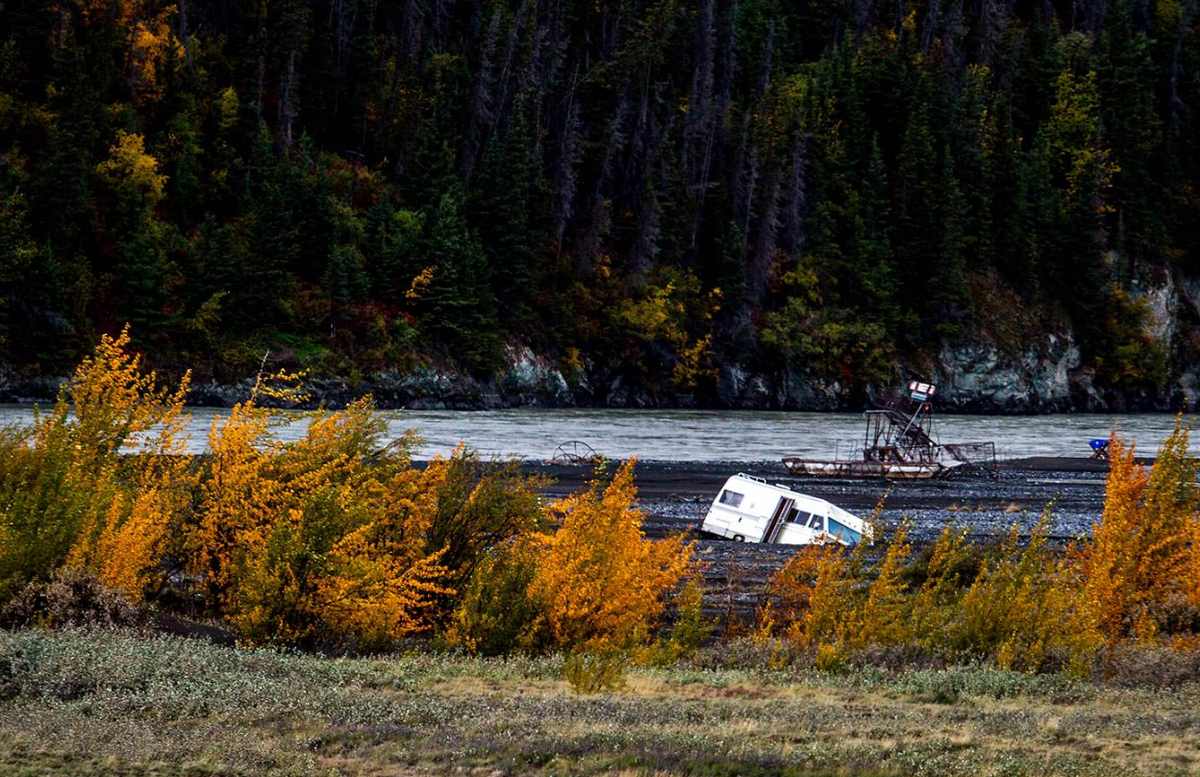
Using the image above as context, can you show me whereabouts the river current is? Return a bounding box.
[0,404,1193,462]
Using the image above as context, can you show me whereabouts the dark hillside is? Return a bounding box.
[2,0,1199,410]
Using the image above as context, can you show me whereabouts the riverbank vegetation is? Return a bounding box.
[3,330,1200,673]
[4,333,1200,773]
[2,0,1199,403]
[0,329,695,654]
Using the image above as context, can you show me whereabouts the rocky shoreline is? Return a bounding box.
[0,340,1190,413]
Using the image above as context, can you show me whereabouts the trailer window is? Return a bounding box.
[827,517,862,545]
[785,506,801,523]
[718,490,744,508]
[806,513,824,530]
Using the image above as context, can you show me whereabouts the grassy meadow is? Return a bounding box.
[2,629,1200,777]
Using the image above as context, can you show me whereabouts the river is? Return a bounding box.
[0,404,1193,461]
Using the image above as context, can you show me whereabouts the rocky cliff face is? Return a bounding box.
[3,283,1194,412]
[183,346,576,410]
[929,273,1199,413]
[932,334,1083,413]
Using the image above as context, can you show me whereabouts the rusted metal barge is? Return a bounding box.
[782,381,996,480]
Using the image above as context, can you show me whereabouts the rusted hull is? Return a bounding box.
[782,457,957,480]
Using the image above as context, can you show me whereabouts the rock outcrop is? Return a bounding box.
[4,283,1197,412]
[932,334,1081,412]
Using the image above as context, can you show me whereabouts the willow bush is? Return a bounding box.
[0,329,695,654]
[6,329,1200,665]
[446,459,698,654]
[0,327,190,604]
[759,415,1200,673]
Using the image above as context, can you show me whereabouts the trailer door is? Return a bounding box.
[762,497,795,544]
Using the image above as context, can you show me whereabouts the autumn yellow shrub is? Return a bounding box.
[761,542,856,648]
[450,462,701,657]
[231,485,451,649]
[0,425,113,602]
[764,520,919,653]
[182,381,548,649]
[957,514,1073,670]
[418,453,546,605]
[0,327,191,603]
[906,526,975,650]
[79,375,195,601]
[186,393,459,648]
[529,459,695,651]
[1191,511,1200,616]
[444,539,546,655]
[853,523,914,646]
[187,398,280,608]
[1075,424,1197,645]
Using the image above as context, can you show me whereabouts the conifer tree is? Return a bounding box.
[417,186,501,373]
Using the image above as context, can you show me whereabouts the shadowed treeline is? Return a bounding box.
[1,0,1197,403]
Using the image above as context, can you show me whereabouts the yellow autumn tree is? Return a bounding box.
[1191,492,1200,619]
[1075,422,1197,644]
[763,522,917,663]
[530,459,694,650]
[95,131,167,213]
[957,514,1073,670]
[189,390,521,649]
[0,326,191,602]
[129,7,181,108]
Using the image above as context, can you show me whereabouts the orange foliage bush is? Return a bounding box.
[764,522,915,658]
[530,459,695,650]
[0,327,191,603]
[1075,422,1198,645]
[185,392,460,648]
[0,328,550,649]
[762,542,855,648]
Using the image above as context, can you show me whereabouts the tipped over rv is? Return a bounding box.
[701,473,872,546]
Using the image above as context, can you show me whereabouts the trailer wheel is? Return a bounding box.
[733,535,745,542]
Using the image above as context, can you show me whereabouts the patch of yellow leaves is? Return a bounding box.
[530,459,695,650]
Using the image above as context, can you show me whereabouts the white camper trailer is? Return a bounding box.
[701,473,871,546]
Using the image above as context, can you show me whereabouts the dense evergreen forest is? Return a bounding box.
[1,0,1198,408]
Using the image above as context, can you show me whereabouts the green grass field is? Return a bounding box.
[2,630,1199,777]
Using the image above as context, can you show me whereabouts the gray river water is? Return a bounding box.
[0,404,1193,462]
